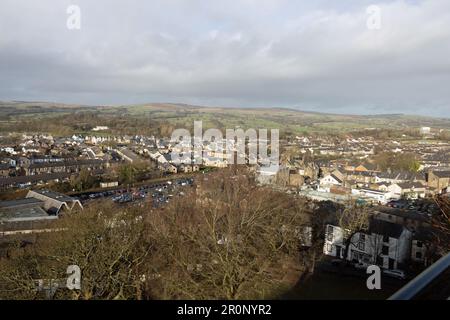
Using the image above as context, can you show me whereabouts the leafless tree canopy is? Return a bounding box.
[432,195,450,256]
[0,168,317,300]
[336,200,371,260]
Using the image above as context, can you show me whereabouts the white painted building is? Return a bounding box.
[203,156,228,168]
[351,187,395,204]
[0,147,16,155]
[318,174,342,192]
[323,220,412,270]
[92,126,109,131]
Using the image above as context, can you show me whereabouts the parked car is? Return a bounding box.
[112,195,122,202]
[383,269,406,280]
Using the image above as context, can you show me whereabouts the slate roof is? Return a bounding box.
[0,206,55,222]
[0,198,44,209]
[397,181,426,189]
[330,174,343,183]
[369,219,404,238]
[433,171,450,178]
[0,173,71,188]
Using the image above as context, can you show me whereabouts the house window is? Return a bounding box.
[416,241,423,248]
[382,245,389,255]
[327,225,333,234]
[376,256,383,265]
[358,241,365,251]
[359,234,366,241]
[415,252,422,259]
[326,232,333,242]
[383,235,389,243]
[326,226,334,242]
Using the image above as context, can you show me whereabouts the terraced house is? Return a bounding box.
[23,159,108,176]
[427,170,450,194]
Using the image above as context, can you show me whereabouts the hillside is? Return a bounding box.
[1,101,449,136]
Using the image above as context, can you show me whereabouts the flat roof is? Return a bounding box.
[0,198,44,209]
[0,206,56,222]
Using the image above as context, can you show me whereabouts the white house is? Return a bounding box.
[203,156,228,168]
[420,127,431,135]
[318,174,342,192]
[323,219,412,270]
[92,126,109,131]
[387,183,402,199]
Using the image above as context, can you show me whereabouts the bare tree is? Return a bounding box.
[1,168,316,300]
[145,167,313,299]
[0,201,152,300]
[336,200,371,261]
[432,195,450,256]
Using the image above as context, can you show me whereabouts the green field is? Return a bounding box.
[1,101,449,137]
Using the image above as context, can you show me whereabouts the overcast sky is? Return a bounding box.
[1,0,449,116]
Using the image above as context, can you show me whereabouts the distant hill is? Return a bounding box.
[1,101,449,134]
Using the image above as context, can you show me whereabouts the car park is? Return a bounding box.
[78,177,193,206]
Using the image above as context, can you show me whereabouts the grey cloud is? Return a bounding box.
[0,0,449,116]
